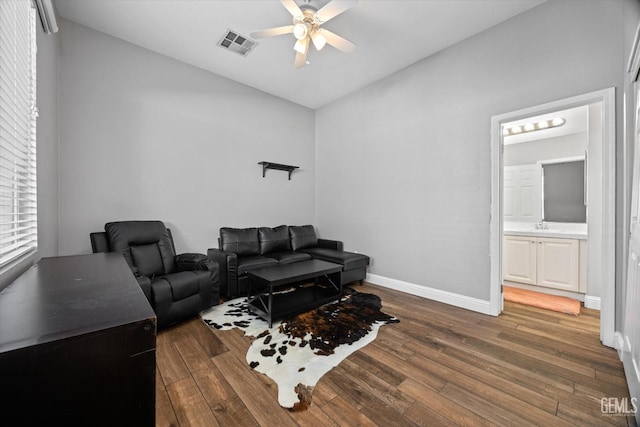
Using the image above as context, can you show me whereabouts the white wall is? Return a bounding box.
[503,132,587,167]
[57,19,316,255]
[315,0,625,301]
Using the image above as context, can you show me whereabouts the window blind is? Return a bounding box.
[0,1,38,267]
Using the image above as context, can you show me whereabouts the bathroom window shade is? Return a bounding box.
[0,1,38,267]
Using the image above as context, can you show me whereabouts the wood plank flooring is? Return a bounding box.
[156,283,635,426]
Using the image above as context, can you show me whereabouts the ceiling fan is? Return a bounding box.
[250,0,358,68]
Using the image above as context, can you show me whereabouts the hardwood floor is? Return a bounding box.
[156,283,635,426]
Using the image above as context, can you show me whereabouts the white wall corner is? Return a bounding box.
[584,295,601,310]
[366,273,494,316]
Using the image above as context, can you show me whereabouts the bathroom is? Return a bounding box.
[502,103,601,309]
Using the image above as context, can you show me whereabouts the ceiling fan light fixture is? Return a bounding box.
[310,31,327,50]
[293,22,310,40]
[253,0,358,68]
[294,38,308,54]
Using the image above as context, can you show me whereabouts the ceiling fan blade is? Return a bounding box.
[281,0,303,18]
[294,38,309,68]
[250,25,294,39]
[315,0,358,23]
[317,29,355,53]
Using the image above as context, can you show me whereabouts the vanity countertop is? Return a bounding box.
[504,222,587,240]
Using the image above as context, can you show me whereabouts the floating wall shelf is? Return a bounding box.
[258,161,299,180]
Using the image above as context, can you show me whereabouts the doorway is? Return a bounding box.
[489,88,616,347]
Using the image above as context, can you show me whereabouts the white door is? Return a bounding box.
[623,80,640,421]
[503,236,537,285]
[536,237,579,291]
[503,165,542,223]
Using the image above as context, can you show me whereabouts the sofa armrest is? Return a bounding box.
[318,238,343,251]
[208,248,237,299]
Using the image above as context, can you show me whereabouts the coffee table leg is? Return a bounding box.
[320,272,342,303]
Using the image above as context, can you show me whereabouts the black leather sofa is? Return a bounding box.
[90,220,220,329]
[207,224,370,299]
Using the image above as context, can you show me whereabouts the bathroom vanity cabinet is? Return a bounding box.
[503,235,585,292]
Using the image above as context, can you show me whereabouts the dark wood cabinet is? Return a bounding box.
[0,253,156,426]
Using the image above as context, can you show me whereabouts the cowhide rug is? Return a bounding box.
[200,287,399,411]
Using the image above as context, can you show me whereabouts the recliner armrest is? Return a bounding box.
[318,238,343,251]
[207,248,237,298]
[175,252,220,286]
[136,275,152,302]
[90,231,110,253]
[175,252,210,271]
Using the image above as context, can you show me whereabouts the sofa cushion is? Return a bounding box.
[289,225,319,251]
[220,227,259,256]
[236,255,279,274]
[267,251,312,265]
[299,247,370,271]
[259,225,291,255]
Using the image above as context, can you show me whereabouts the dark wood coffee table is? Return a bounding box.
[246,259,343,327]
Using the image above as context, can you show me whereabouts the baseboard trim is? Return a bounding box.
[366,273,495,316]
[584,295,601,311]
[615,332,625,359]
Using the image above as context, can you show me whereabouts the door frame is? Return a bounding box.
[489,87,616,347]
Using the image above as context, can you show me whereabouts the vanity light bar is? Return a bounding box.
[503,117,566,137]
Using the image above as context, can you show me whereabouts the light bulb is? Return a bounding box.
[524,123,535,132]
[537,120,549,129]
[511,126,522,134]
[311,31,327,50]
[294,38,308,54]
[552,117,565,126]
[293,23,309,40]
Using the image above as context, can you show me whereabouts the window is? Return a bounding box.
[0,1,38,267]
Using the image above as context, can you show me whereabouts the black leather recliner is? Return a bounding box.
[90,220,220,330]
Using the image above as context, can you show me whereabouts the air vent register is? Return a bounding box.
[217,30,257,57]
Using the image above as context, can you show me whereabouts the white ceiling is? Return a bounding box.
[54,0,546,109]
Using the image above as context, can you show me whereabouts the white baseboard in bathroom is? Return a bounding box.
[366,273,494,315]
[584,295,601,311]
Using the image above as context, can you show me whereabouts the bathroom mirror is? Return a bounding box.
[541,159,586,223]
[502,105,589,225]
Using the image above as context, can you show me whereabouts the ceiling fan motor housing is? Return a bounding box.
[297,0,325,13]
[293,9,319,39]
